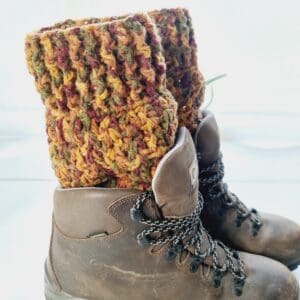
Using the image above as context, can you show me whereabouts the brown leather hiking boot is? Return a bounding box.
[195,110,300,271]
[45,127,299,300]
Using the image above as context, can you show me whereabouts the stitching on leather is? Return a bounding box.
[53,193,138,242]
[108,194,139,234]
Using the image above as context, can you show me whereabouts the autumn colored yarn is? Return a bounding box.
[25,13,178,189]
[34,8,205,130]
[150,8,204,129]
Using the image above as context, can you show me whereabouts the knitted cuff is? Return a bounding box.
[25,13,178,190]
[149,8,205,130]
[32,8,204,131]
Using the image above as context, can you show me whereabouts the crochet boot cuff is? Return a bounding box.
[25,13,178,190]
[30,8,205,130]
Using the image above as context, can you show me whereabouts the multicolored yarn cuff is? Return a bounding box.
[25,13,178,190]
[32,8,205,130]
[150,8,205,129]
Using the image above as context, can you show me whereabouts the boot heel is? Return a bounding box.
[44,272,85,300]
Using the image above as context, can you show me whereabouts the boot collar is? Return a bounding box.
[194,110,220,165]
[152,127,198,218]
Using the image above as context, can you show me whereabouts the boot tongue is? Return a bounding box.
[194,110,220,164]
[152,127,199,218]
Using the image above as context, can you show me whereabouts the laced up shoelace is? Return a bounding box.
[198,154,263,236]
[130,191,246,296]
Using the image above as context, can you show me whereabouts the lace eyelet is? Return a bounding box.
[137,235,151,247]
[234,274,245,296]
[130,207,144,222]
[189,255,204,273]
[212,267,223,288]
[165,246,178,261]
[251,208,257,214]
[251,222,262,237]
[232,250,239,259]
[235,218,243,228]
[225,198,234,206]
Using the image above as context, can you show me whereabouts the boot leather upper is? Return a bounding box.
[195,110,300,268]
[48,127,299,300]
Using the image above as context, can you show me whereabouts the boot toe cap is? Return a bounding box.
[240,252,299,300]
[260,213,300,267]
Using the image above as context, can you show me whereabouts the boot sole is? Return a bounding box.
[45,287,84,300]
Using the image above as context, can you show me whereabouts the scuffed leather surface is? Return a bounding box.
[49,191,299,300]
[54,187,139,238]
[213,209,300,267]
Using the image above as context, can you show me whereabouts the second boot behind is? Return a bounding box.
[195,110,300,270]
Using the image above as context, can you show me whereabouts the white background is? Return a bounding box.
[0,1,299,299]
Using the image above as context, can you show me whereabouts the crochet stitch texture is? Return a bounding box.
[36,8,205,129]
[150,8,204,128]
[25,9,204,190]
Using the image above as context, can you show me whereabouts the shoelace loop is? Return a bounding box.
[198,154,263,236]
[130,191,246,296]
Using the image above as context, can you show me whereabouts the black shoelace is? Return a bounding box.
[130,191,246,296]
[198,154,263,236]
